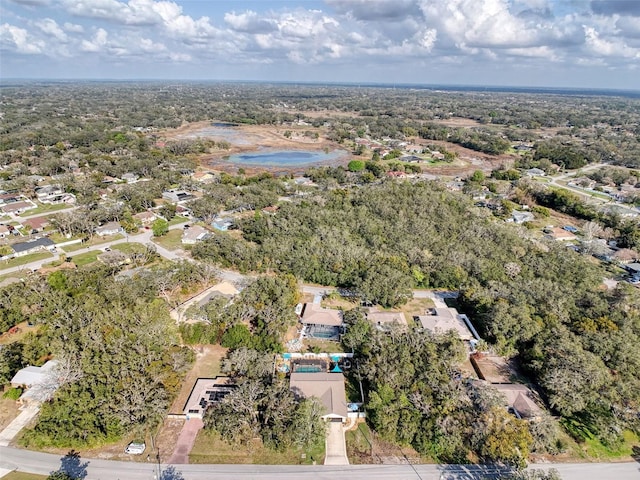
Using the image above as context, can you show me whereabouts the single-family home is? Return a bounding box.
[182,225,211,244]
[22,216,50,232]
[95,221,124,237]
[300,303,343,328]
[183,377,234,419]
[300,303,343,340]
[212,219,233,231]
[492,383,543,420]
[289,372,348,422]
[624,263,640,276]
[11,237,55,257]
[162,190,194,203]
[546,227,577,241]
[511,211,535,224]
[10,360,60,405]
[417,308,474,341]
[1,201,37,215]
[133,211,157,225]
[0,224,10,238]
[525,168,545,177]
[122,173,139,183]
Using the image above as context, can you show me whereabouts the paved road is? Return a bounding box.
[544,164,639,216]
[1,446,638,480]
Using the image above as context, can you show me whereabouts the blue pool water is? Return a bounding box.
[226,150,345,167]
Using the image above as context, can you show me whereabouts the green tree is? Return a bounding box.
[348,160,365,172]
[151,218,169,237]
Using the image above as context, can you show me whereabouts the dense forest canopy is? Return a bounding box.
[0,264,199,447]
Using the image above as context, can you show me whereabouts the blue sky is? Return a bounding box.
[1,0,639,88]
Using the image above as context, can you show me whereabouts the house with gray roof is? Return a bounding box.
[11,237,54,257]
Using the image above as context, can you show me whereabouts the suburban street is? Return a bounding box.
[0,222,188,276]
[0,446,638,480]
[543,164,639,216]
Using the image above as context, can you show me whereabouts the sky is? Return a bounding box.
[1,0,639,89]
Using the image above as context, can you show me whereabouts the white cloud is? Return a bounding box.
[62,0,161,26]
[583,25,640,58]
[0,22,45,53]
[224,11,277,34]
[8,0,51,5]
[34,18,67,42]
[80,27,108,52]
[63,22,84,33]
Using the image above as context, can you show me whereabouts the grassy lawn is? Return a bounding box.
[152,229,183,251]
[0,251,52,270]
[71,250,100,267]
[399,296,434,327]
[21,203,71,216]
[63,234,123,252]
[112,242,147,255]
[346,423,374,464]
[3,473,48,480]
[321,293,358,310]
[303,338,344,353]
[48,232,82,244]
[189,430,325,465]
[168,215,189,226]
[0,272,25,284]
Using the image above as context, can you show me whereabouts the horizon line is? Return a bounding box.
[1,78,639,95]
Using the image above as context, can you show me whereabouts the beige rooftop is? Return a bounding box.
[492,383,543,419]
[301,303,343,327]
[418,308,473,340]
[290,372,348,419]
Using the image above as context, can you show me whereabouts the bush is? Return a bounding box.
[347,160,365,172]
[3,387,23,400]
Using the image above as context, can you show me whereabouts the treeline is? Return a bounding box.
[419,123,511,155]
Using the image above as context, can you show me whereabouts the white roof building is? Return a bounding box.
[10,360,60,404]
[418,308,473,340]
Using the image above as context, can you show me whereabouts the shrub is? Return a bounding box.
[3,387,23,400]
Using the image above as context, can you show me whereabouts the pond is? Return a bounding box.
[226,149,346,167]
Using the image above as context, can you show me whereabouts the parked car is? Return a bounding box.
[125,442,146,455]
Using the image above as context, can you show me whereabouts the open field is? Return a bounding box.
[70,251,100,267]
[346,422,424,465]
[63,234,123,252]
[0,322,39,346]
[189,430,325,465]
[152,230,183,251]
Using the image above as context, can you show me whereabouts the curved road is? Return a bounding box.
[0,446,638,480]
